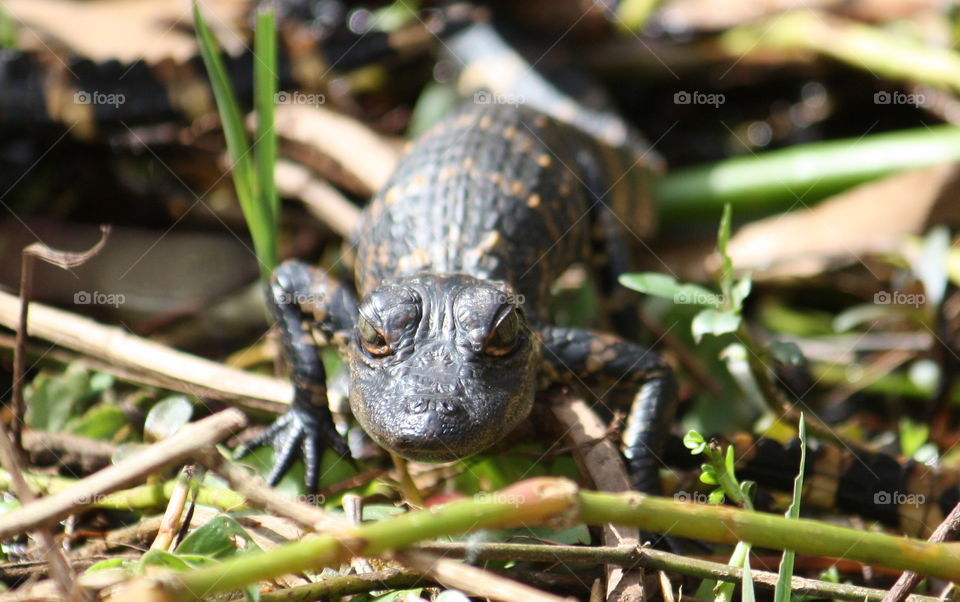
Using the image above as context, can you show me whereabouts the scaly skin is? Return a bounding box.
[238,102,674,494]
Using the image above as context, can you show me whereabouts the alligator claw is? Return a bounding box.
[236,407,351,493]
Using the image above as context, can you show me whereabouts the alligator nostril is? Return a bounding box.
[409,399,429,414]
[437,400,458,416]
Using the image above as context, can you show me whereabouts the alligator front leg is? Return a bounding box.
[236,260,358,492]
[539,326,677,494]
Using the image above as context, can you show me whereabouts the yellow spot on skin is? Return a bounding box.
[397,248,431,273]
[479,115,492,129]
[412,174,427,188]
[559,182,571,196]
[457,113,475,126]
[438,167,457,181]
[537,154,552,168]
[478,230,502,251]
[463,157,475,170]
[527,194,541,208]
[488,172,502,185]
[503,125,517,139]
[385,186,400,205]
[510,180,525,195]
[534,115,548,128]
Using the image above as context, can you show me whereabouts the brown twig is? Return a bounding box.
[272,104,400,195]
[13,225,111,448]
[415,542,940,602]
[0,419,77,600]
[0,289,293,406]
[195,448,349,534]
[0,409,247,541]
[275,159,361,238]
[395,549,575,602]
[22,430,117,472]
[882,499,960,602]
[151,466,195,552]
[550,395,642,602]
[6,227,111,601]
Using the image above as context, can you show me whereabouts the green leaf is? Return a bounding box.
[899,417,930,458]
[769,341,805,367]
[833,303,899,332]
[700,464,718,485]
[193,0,276,279]
[177,515,259,559]
[25,363,96,431]
[253,6,279,230]
[917,225,949,307]
[708,488,726,504]
[619,272,721,307]
[138,550,191,573]
[371,589,424,602]
[691,309,741,342]
[774,414,806,602]
[724,445,736,479]
[741,556,756,602]
[144,396,194,441]
[66,405,128,440]
[907,359,940,395]
[683,430,707,454]
[717,203,734,300]
[85,557,128,574]
[730,275,752,310]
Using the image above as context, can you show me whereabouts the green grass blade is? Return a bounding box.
[193,0,275,279]
[774,414,807,602]
[253,6,279,233]
[657,125,960,222]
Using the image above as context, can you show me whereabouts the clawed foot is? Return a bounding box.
[235,408,352,493]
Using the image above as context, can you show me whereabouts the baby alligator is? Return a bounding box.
[239,102,675,493]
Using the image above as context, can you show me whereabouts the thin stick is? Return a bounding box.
[396,549,574,602]
[0,421,77,600]
[196,449,349,534]
[275,159,361,238]
[13,225,111,448]
[882,499,960,602]
[415,542,940,602]
[272,104,399,195]
[151,467,194,552]
[0,409,247,541]
[550,396,642,602]
[0,289,292,406]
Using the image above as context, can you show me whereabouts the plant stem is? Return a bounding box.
[722,12,960,95]
[656,125,960,221]
[578,488,960,582]
[113,478,960,601]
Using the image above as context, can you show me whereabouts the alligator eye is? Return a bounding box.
[483,309,520,356]
[358,314,390,356]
